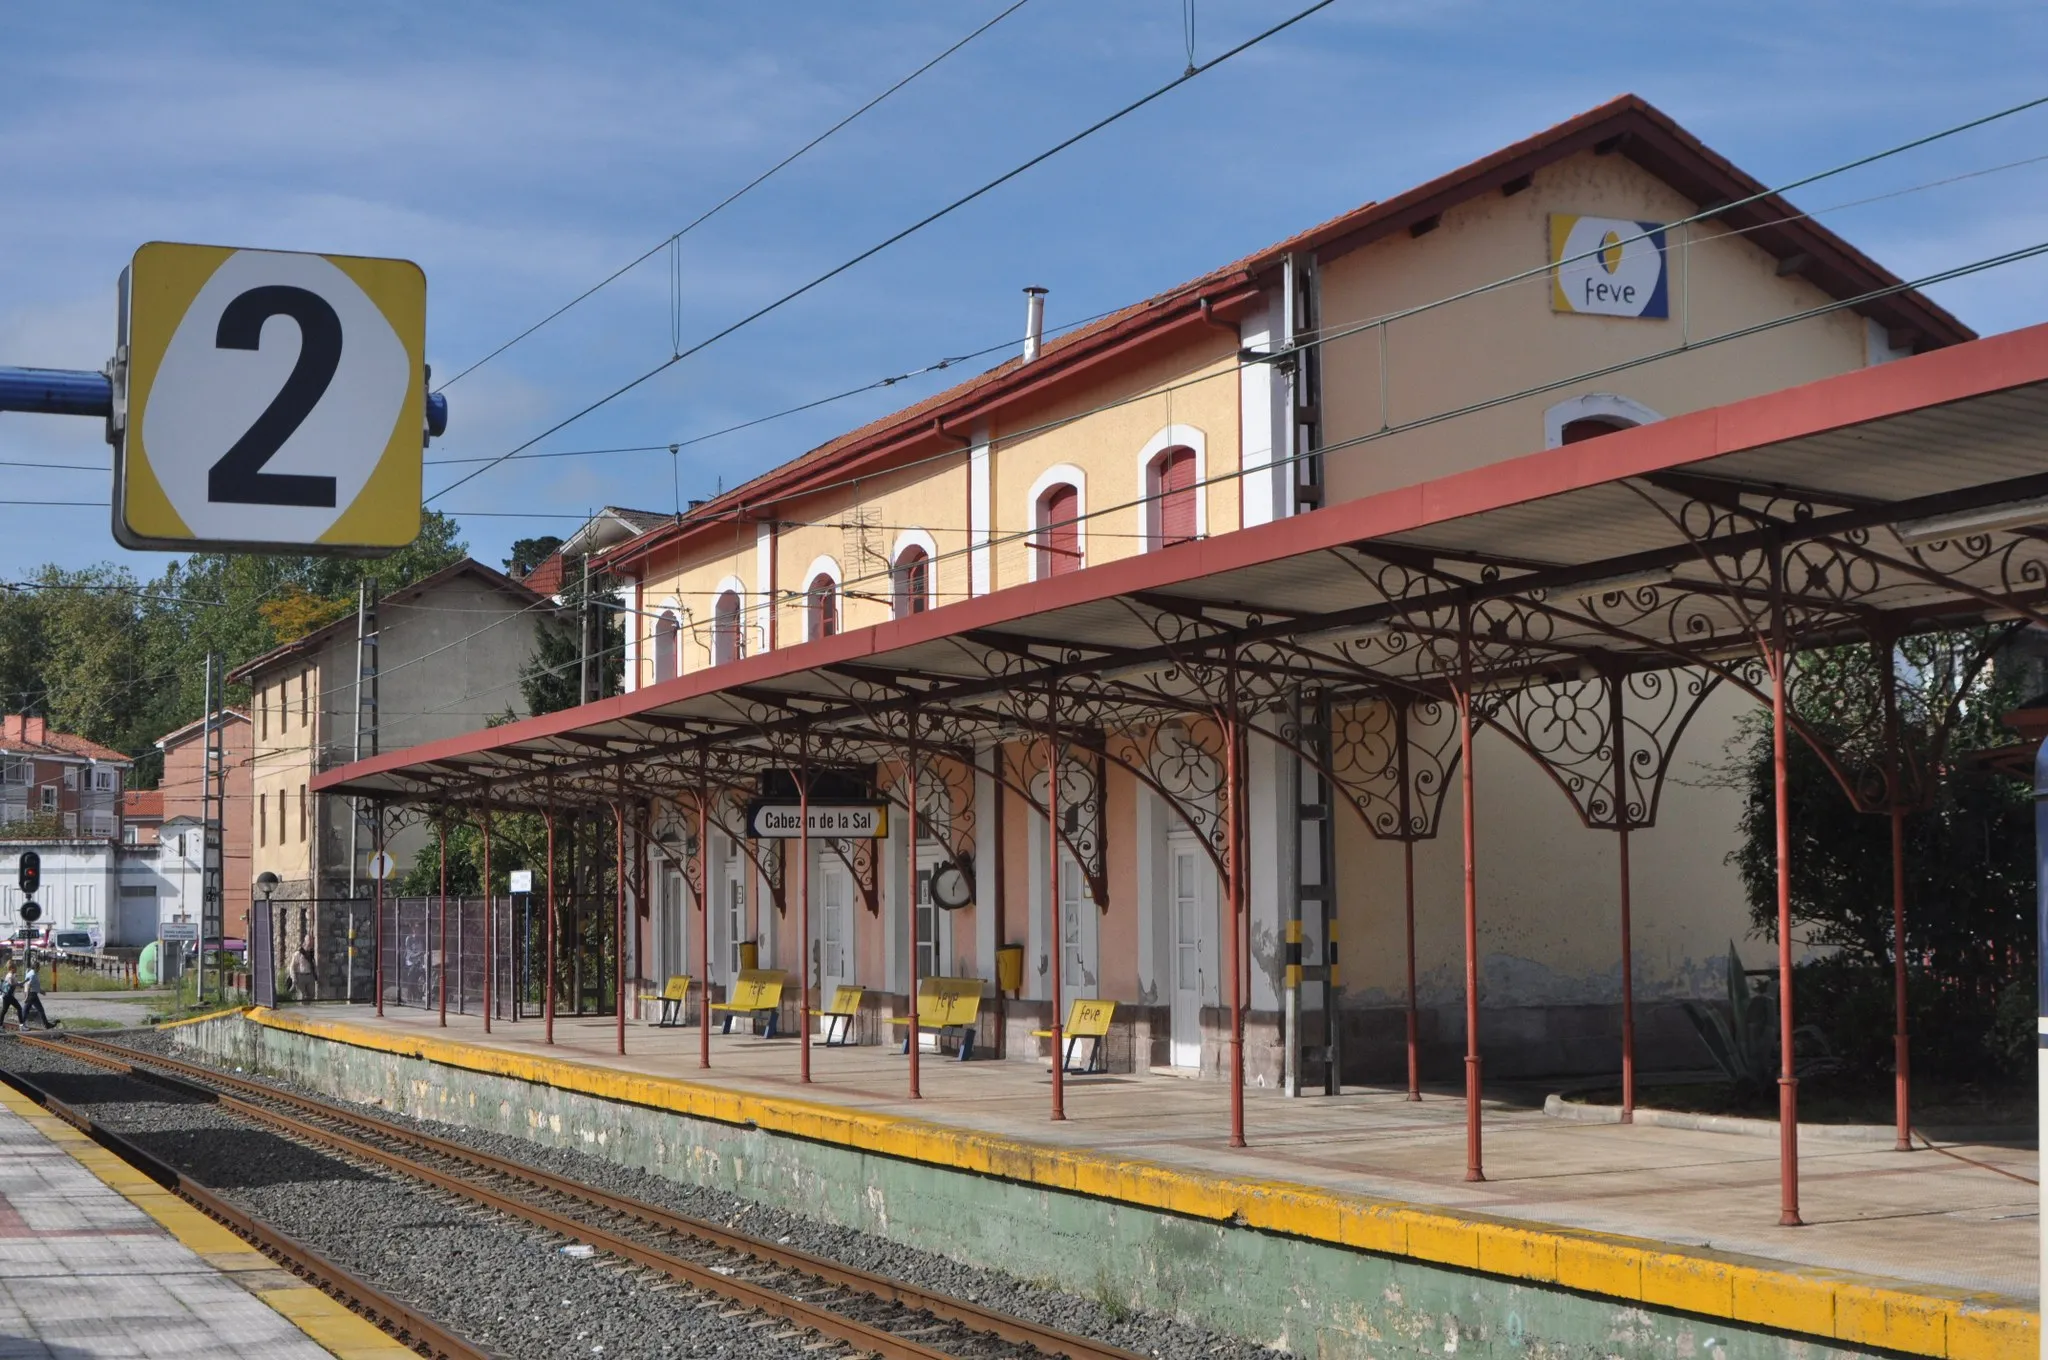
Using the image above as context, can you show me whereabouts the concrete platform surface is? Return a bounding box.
[288,1004,2038,1310]
[0,1081,412,1358]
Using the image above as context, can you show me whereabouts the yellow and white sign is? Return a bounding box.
[1550,215,1668,319]
[114,242,425,554]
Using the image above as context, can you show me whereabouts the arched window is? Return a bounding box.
[892,545,930,618]
[1034,482,1081,577]
[712,591,742,666]
[653,610,679,681]
[807,573,839,640]
[1560,415,1635,444]
[1147,446,1198,549]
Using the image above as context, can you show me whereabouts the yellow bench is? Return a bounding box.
[820,985,864,1046]
[651,975,693,1028]
[706,968,788,1038]
[886,976,983,1061]
[1033,998,1116,1074]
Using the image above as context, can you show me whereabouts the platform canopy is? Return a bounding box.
[315,321,2048,813]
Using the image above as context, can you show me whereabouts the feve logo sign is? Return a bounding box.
[114,242,426,555]
[1549,215,1668,319]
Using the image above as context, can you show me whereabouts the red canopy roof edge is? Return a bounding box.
[315,319,2048,796]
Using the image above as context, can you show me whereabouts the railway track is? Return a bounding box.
[0,1049,492,1360]
[31,1031,1147,1360]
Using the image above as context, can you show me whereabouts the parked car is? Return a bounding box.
[6,927,50,950]
[51,930,95,953]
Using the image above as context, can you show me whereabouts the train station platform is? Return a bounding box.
[0,1077,417,1359]
[193,1005,2036,1360]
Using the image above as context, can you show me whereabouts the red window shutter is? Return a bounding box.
[1158,448,1196,547]
[1040,484,1080,576]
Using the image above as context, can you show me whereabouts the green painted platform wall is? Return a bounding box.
[170,1014,1890,1360]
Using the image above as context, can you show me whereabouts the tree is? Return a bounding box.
[520,558,621,717]
[504,536,563,579]
[1725,629,2033,1079]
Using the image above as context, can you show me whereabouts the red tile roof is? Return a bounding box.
[121,790,163,821]
[604,93,1972,578]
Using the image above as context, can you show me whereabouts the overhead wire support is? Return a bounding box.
[433,0,1035,393]
[426,0,1339,505]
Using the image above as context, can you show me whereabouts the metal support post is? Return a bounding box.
[1397,699,1420,1102]
[906,714,922,1099]
[1044,693,1065,1122]
[615,790,627,1057]
[1457,616,1484,1183]
[1223,710,1247,1148]
[373,808,386,1018]
[1880,635,1912,1152]
[1609,675,1636,1123]
[697,770,712,1069]
[799,765,813,1083]
[1769,596,1802,1226]
[544,810,558,1046]
[482,812,493,1034]
[437,819,448,1027]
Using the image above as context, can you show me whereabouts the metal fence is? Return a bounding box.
[376,894,617,1020]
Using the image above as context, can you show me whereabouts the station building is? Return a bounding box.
[582,95,1967,1085]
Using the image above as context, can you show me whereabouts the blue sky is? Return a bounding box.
[2,1,2045,579]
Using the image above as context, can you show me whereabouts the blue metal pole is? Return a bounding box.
[0,368,110,418]
[0,365,448,435]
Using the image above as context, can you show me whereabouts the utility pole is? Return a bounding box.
[578,553,596,705]
[347,578,380,996]
[200,654,225,1004]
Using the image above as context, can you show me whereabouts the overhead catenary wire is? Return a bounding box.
[424,0,1341,506]
[432,0,1035,393]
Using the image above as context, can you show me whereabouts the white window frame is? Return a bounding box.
[1025,464,1089,581]
[800,556,843,642]
[1543,393,1664,449]
[888,529,939,618]
[709,574,749,666]
[39,785,56,812]
[1134,425,1208,551]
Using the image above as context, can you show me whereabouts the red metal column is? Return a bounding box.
[1396,699,1420,1102]
[906,724,922,1099]
[481,812,493,1035]
[437,823,448,1027]
[1045,719,1065,1122]
[544,810,558,1047]
[1223,712,1247,1148]
[1770,613,1802,1225]
[373,809,386,1018]
[615,797,627,1057]
[1891,805,1910,1151]
[1609,673,1635,1124]
[1458,621,1484,1184]
[799,773,813,1083]
[698,790,712,1070]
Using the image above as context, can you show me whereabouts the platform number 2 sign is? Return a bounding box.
[113,242,427,555]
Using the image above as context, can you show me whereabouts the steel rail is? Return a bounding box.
[0,1055,494,1360]
[39,1033,1144,1360]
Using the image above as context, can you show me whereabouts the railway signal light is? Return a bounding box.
[16,851,37,896]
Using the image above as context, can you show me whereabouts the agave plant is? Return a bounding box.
[1681,942,1836,1101]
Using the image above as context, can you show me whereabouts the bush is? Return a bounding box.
[1789,953,2020,1085]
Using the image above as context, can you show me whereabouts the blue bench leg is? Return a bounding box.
[958,1028,973,1061]
[762,1011,778,1040]
[721,1014,735,1035]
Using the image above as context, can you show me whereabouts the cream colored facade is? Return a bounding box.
[604,99,1965,1082]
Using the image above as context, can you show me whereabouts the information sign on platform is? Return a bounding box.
[745,802,888,839]
[160,921,199,941]
[113,241,427,555]
[509,870,534,894]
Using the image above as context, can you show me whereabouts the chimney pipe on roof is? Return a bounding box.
[24,716,44,746]
[1022,287,1047,363]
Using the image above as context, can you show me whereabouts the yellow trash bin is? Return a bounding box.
[995,943,1024,995]
[737,940,759,972]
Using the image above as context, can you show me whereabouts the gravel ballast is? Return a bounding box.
[0,1036,862,1359]
[108,1027,1294,1359]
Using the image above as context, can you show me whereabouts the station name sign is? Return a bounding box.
[745,801,888,840]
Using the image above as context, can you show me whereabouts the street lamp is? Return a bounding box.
[257,873,279,1004]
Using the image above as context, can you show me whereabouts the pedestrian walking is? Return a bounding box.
[22,955,55,1030]
[289,938,317,1003]
[0,961,22,1028]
